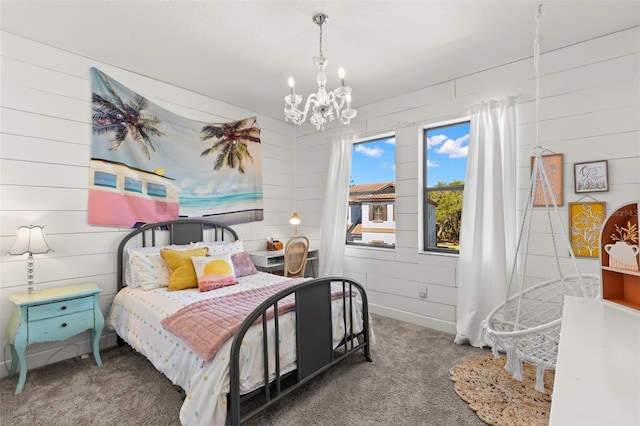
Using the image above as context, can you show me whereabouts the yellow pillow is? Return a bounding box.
[160,247,208,290]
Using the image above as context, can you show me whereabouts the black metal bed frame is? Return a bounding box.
[114,218,372,425]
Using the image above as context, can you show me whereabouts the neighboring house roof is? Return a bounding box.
[349,182,395,203]
[351,223,362,236]
[350,182,394,193]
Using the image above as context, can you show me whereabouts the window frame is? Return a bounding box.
[347,132,396,250]
[420,118,470,255]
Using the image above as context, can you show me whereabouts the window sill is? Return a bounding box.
[346,243,395,251]
[418,249,459,258]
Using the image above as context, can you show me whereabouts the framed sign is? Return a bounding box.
[569,201,606,257]
[574,160,608,193]
[531,153,563,206]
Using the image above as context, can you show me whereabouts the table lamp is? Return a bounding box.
[7,225,53,294]
[289,212,301,236]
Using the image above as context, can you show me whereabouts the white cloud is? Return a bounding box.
[385,137,396,145]
[426,160,439,168]
[355,144,383,158]
[381,162,396,170]
[427,134,448,149]
[435,135,469,159]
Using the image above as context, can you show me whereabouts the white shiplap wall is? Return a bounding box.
[0,26,638,375]
[0,31,296,375]
[295,27,640,334]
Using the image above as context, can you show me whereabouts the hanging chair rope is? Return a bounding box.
[482,4,600,393]
[533,4,542,150]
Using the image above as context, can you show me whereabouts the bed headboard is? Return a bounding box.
[116,219,239,290]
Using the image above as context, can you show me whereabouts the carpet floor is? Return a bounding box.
[1,314,488,425]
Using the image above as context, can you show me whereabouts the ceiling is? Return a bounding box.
[1,1,638,124]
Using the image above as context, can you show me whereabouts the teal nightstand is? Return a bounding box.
[5,282,104,394]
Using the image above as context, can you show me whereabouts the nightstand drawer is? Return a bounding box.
[28,296,94,321]
[28,310,95,343]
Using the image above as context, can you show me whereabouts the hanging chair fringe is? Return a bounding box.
[505,346,517,376]
[535,366,546,392]
[492,337,500,358]
[513,358,524,382]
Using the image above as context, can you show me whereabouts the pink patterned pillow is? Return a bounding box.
[231,251,258,277]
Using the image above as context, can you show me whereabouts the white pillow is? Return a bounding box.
[193,240,244,255]
[125,244,193,289]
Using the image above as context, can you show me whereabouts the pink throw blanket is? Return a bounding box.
[161,278,314,361]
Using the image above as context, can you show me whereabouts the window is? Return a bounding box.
[347,134,396,248]
[147,183,167,198]
[124,177,143,193]
[93,171,117,188]
[371,204,386,222]
[423,121,470,253]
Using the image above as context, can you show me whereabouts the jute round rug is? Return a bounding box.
[450,354,554,426]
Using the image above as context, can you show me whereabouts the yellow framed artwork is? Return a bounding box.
[569,201,606,257]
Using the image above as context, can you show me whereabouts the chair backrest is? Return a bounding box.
[284,236,309,278]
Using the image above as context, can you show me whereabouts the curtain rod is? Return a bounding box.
[340,93,525,140]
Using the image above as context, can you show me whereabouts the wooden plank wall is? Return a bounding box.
[0,26,637,373]
[295,27,639,333]
[0,31,296,374]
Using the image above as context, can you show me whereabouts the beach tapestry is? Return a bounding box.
[88,67,263,228]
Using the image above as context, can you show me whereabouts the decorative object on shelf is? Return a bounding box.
[569,199,606,257]
[605,220,639,270]
[7,225,53,294]
[284,12,357,131]
[530,152,563,206]
[599,201,640,311]
[266,239,283,251]
[289,212,301,236]
[574,159,608,193]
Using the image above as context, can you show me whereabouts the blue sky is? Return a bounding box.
[350,121,470,186]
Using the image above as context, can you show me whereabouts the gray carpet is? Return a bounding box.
[0,314,487,425]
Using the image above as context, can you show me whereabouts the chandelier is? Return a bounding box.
[284,13,357,131]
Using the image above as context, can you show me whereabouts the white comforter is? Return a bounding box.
[106,272,364,425]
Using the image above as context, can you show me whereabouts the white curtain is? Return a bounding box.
[319,134,353,277]
[455,97,517,347]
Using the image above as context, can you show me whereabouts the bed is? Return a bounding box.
[106,218,371,425]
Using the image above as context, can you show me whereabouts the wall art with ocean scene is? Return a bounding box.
[88,67,263,228]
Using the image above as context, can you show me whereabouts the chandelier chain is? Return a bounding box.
[319,22,324,57]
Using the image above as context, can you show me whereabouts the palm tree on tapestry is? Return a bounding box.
[200,117,261,174]
[92,70,165,160]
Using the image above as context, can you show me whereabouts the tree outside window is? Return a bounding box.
[423,121,470,253]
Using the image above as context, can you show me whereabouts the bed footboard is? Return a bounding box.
[227,277,371,425]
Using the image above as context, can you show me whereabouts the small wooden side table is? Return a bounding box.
[5,282,104,394]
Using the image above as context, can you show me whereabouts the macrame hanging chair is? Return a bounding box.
[481,5,600,393]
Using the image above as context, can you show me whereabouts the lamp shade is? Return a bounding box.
[289,213,301,225]
[7,225,53,255]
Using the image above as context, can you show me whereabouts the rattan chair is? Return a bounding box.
[284,236,309,278]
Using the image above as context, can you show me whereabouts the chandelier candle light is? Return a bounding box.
[284,13,357,131]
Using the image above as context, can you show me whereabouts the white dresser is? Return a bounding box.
[550,296,640,425]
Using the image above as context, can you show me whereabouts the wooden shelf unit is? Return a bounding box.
[599,201,640,310]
